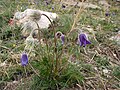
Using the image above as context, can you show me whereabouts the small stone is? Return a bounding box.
[103,68,109,74]
[0,62,6,67]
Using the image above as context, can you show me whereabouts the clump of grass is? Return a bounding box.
[30,61,84,90]
[112,66,120,79]
[95,56,110,67]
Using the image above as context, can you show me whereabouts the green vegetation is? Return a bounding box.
[0,0,120,90]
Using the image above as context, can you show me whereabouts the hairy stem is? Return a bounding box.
[41,14,58,75]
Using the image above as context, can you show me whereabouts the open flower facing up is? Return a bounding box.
[21,53,28,66]
[78,33,91,47]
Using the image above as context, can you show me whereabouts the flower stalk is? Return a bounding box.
[41,14,58,75]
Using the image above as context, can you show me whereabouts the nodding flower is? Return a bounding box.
[55,31,62,38]
[60,34,65,45]
[21,53,28,66]
[78,33,91,47]
[62,4,66,8]
[55,31,65,45]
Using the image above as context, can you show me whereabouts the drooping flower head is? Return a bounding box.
[78,33,91,47]
[21,53,28,66]
[55,31,62,38]
[62,4,66,8]
[55,31,65,45]
[60,34,65,45]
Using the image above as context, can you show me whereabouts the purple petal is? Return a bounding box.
[21,53,28,66]
[83,40,86,47]
[60,34,65,45]
[86,40,91,44]
[78,39,83,46]
[80,42,84,46]
[78,33,91,47]
[79,34,87,41]
[79,34,86,46]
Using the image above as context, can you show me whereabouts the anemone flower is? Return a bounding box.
[60,34,65,45]
[78,33,91,47]
[21,53,28,66]
[55,31,62,38]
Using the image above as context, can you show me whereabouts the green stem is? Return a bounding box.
[34,21,41,43]
[41,14,58,75]
[34,22,50,64]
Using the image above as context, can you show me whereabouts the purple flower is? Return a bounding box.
[45,1,49,5]
[78,34,91,47]
[105,12,110,16]
[52,6,54,10]
[62,4,66,8]
[21,53,28,66]
[60,34,65,45]
[55,31,62,38]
